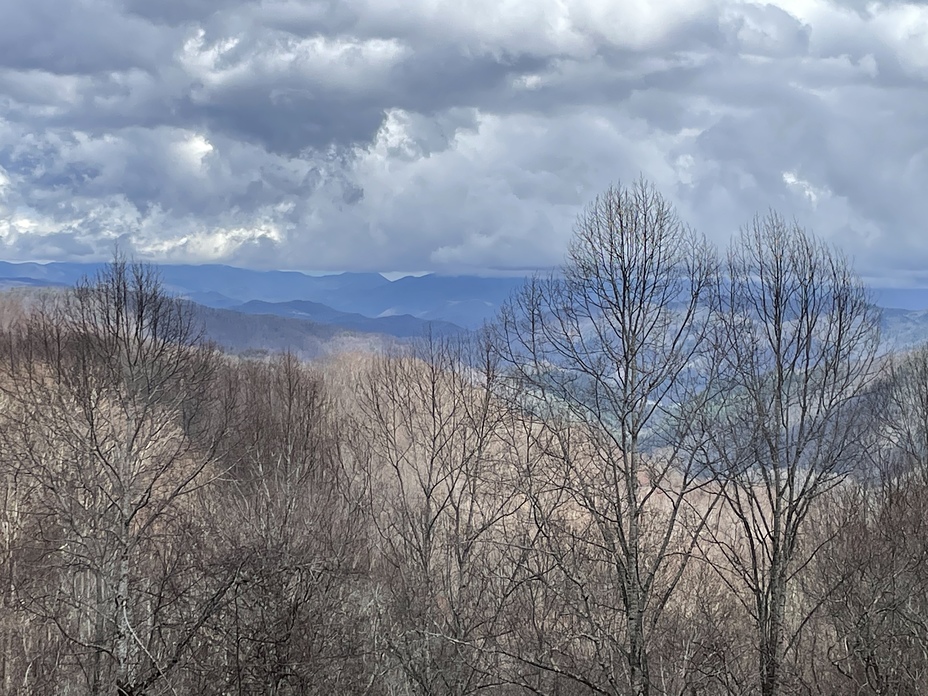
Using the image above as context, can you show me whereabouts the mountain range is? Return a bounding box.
[0,261,527,358]
[0,261,524,329]
[3,261,928,357]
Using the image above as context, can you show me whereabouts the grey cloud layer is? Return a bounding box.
[0,0,925,279]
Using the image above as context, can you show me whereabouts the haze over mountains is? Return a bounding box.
[0,261,527,358]
[4,261,928,357]
[0,261,523,328]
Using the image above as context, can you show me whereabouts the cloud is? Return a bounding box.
[0,0,926,281]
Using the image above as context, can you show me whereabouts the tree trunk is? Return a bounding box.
[759,570,786,696]
[627,602,649,696]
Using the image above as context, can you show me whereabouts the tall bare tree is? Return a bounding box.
[0,256,237,695]
[706,213,880,696]
[492,179,721,696]
[353,332,527,695]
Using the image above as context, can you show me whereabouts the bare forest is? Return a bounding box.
[2,182,926,696]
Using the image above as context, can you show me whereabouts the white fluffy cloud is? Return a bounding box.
[0,0,926,281]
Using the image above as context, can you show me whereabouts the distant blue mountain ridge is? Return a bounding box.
[0,261,526,336]
[3,261,928,348]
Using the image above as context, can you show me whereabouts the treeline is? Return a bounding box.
[1,182,927,696]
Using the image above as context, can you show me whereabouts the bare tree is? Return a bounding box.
[705,213,880,696]
[0,256,237,695]
[878,344,928,484]
[492,179,721,696]
[352,332,527,695]
[806,344,928,695]
[199,352,373,694]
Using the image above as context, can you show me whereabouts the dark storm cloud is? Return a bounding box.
[0,0,178,75]
[0,0,926,280]
[123,0,261,26]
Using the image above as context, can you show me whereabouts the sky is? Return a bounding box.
[0,0,926,282]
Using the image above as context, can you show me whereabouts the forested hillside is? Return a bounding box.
[1,183,926,696]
